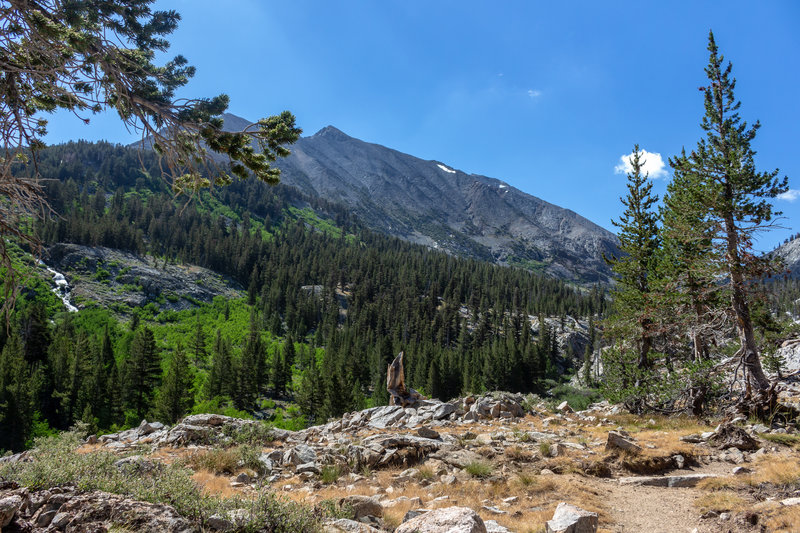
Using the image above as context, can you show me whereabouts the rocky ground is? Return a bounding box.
[2,392,800,532]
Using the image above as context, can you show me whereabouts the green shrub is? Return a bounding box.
[464,460,492,479]
[548,384,602,412]
[0,429,323,533]
[320,464,341,484]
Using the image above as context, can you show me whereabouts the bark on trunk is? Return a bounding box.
[724,213,770,392]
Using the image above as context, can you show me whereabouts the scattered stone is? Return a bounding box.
[557,401,573,413]
[417,427,440,439]
[340,495,384,519]
[481,505,507,515]
[50,511,71,528]
[605,431,642,453]
[324,518,383,532]
[709,423,759,451]
[780,497,800,507]
[0,494,23,528]
[207,514,236,531]
[235,472,251,484]
[396,506,487,533]
[732,466,751,476]
[485,520,513,533]
[545,502,598,533]
[618,474,717,487]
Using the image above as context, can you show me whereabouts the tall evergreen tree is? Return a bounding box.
[155,344,193,423]
[604,146,661,411]
[674,32,788,395]
[124,327,161,421]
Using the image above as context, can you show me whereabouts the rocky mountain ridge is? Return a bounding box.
[197,114,619,285]
[272,122,619,284]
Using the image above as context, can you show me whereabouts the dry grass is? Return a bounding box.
[190,470,247,498]
[694,490,747,513]
[504,445,534,462]
[752,456,800,487]
[764,504,800,532]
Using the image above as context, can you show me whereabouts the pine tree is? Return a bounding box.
[0,335,39,452]
[124,327,161,421]
[190,319,208,369]
[674,31,788,395]
[205,330,234,400]
[604,145,661,412]
[155,344,193,423]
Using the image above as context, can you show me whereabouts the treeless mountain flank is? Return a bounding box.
[213,115,619,285]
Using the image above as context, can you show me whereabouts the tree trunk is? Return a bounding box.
[723,213,770,392]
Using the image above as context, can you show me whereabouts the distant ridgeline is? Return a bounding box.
[0,141,607,452]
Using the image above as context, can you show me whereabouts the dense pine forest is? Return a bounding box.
[0,141,608,452]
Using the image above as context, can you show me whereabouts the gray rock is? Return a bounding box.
[396,506,487,533]
[35,509,58,527]
[235,472,251,484]
[114,455,156,472]
[340,495,384,519]
[433,403,456,420]
[546,502,598,533]
[417,427,440,439]
[51,511,72,528]
[285,444,318,465]
[605,431,642,453]
[618,473,717,487]
[207,514,236,531]
[367,406,406,429]
[295,462,321,475]
[485,519,513,533]
[709,423,759,451]
[324,518,384,532]
[0,494,23,528]
[257,454,274,474]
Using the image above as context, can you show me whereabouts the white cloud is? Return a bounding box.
[778,189,800,201]
[614,149,668,179]
[527,89,542,98]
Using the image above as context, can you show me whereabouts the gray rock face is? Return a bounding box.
[0,487,196,533]
[396,506,487,533]
[266,122,619,285]
[545,502,598,533]
[44,244,243,313]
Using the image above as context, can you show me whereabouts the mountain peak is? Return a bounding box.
[312,125,351,140]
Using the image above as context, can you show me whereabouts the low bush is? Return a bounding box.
[0,428,323,533]
[464,460,493,479]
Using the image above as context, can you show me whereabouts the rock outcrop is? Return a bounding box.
[0,483,195,532]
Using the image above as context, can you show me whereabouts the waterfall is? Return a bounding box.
[39,261,79,312]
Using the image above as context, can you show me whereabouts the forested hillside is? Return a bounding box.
[0,141,606,452]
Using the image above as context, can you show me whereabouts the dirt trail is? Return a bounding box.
[596,461,750,533]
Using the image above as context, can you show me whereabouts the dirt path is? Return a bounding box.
[595,461,747,533]
[601,481,708,533]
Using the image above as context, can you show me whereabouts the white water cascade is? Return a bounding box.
[39,261,79,312]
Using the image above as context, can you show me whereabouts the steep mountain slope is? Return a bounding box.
[271,123,619,284]
[771,236,800,278]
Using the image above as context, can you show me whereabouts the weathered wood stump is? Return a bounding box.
[387,352,423,408]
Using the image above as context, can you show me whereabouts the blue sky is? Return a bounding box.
[44,1,800,251]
